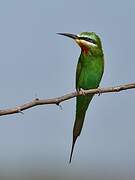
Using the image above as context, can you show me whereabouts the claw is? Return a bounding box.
[98,88,102,96]
[80,88,86,95]
[76,88,80,94]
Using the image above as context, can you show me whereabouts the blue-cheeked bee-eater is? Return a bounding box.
[58,32,104,163]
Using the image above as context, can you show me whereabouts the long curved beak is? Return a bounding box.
[57,33,78,40]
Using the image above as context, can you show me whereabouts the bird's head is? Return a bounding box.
[57,32,103,55]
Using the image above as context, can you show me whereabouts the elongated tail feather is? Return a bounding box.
[69,135,77,163]
[69,95,93,163]
[69,111,85,163]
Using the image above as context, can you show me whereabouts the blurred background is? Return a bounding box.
[0,0,135,179]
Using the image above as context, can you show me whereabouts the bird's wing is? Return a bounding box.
[76,60,82,89]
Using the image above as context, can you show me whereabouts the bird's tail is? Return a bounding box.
[69,110,86,163]
[69,135,77,163]
[69,95,94,163]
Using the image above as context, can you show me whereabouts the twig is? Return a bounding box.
[0,83,134,116]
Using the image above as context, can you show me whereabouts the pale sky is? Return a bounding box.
[0,0,135,179]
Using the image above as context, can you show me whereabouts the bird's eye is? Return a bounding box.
[79,37,96,44]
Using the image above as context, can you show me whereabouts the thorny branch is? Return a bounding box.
[0,83,135,116]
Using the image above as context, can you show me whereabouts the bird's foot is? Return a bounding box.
[76,88,80,94]
[80,88,86,96]
[97,88,102,96]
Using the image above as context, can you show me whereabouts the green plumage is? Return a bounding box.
[58,32,104,163]
[70,32,104,163]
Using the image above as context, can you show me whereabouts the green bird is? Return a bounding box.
[58,32,104,163]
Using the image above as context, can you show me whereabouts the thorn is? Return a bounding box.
[35,97,39,101]
[20,111,24,115]
[17,107,24,115]
[34,93,39,100]
[56,102,63,110]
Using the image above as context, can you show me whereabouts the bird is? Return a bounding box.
[57,32,104,163]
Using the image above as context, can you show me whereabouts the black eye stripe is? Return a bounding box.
[78,37,96,44]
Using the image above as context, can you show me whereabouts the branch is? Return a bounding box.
[0,83,135,116]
